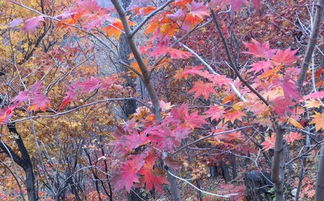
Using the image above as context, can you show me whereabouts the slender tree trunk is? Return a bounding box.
[315,144,324,201]
[297,0,324,89]
[271,127,285,201]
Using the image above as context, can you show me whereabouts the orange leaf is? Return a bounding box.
[310,112,324,131]
[287,117,304,129]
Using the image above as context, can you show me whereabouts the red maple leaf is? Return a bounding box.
[0,106,15,124]
[244,39,277,58]
[114,158,144,192]
[169,104,207,129]
[189,81,215,99]
[138,151,168,192]
[184,111,207,129]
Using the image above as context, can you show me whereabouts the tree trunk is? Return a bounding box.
[5,123,39,201]
[315,144,324,201]
[25,165,37,201]
[271,129,285,201]
[167,168,181,201]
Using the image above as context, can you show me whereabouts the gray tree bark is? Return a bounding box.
[315,144,324,201]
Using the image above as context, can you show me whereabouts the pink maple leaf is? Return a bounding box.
[189,80,216,99]
[281,78,300,101]
[168,9,186,21]
[28,82,50,111]
[262,135,276,151]
[188,2,209,19]
[112,129,149,154]
[244,39,277,58]
[207,74,232,86]
[78,77,101,93]
[272,48,298,65]
[252,0,261,10]
[12,91,30,105]
[231,0,247,11]
[302,91,324,100]
[167,48,192,59]
[248,60,273,73]
[12,82,50,112]
[205,106,224,121]
[285,132,303,144]
[150,46,192,59]
[272,97,294,116]
[23,16,44,33]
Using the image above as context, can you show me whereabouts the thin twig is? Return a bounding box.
[167,170,238,198]
[172,126,252,155]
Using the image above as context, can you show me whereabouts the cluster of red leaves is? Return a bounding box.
[111,104,207,192]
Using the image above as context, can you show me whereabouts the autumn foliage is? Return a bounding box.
[0,0,323,201]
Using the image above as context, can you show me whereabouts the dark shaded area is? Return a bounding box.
[244,171,273,201]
